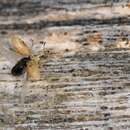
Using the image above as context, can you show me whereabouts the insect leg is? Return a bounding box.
[36,41,46,58]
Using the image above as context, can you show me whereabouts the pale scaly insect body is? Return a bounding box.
[27,56,40,80]
[10,35,43,80]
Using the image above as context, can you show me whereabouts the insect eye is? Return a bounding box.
[39,41,46,46]
[122,37,127,41]
[39,41,43,44]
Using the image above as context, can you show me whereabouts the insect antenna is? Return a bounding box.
[40,41,46,50]
[36,41,46,59]
[30,39,35,49]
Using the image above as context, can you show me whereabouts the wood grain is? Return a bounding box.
[0,0,130,130]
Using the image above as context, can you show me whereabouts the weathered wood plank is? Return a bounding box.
[0,1,130,130]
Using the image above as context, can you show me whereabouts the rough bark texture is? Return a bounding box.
[0,0,130,130]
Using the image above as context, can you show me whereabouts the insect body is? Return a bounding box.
[27,57,40,80]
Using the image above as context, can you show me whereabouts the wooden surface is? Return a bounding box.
[0,0,130,130]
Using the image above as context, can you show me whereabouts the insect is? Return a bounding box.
[2,35,45,80]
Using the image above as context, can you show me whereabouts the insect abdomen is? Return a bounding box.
[11,57,30,76]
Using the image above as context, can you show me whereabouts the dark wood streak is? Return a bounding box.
[0,17,130,30]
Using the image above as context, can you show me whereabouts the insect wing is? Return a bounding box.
[27,57,40,80]
[11,35,31,56]
[0,41,23,65]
